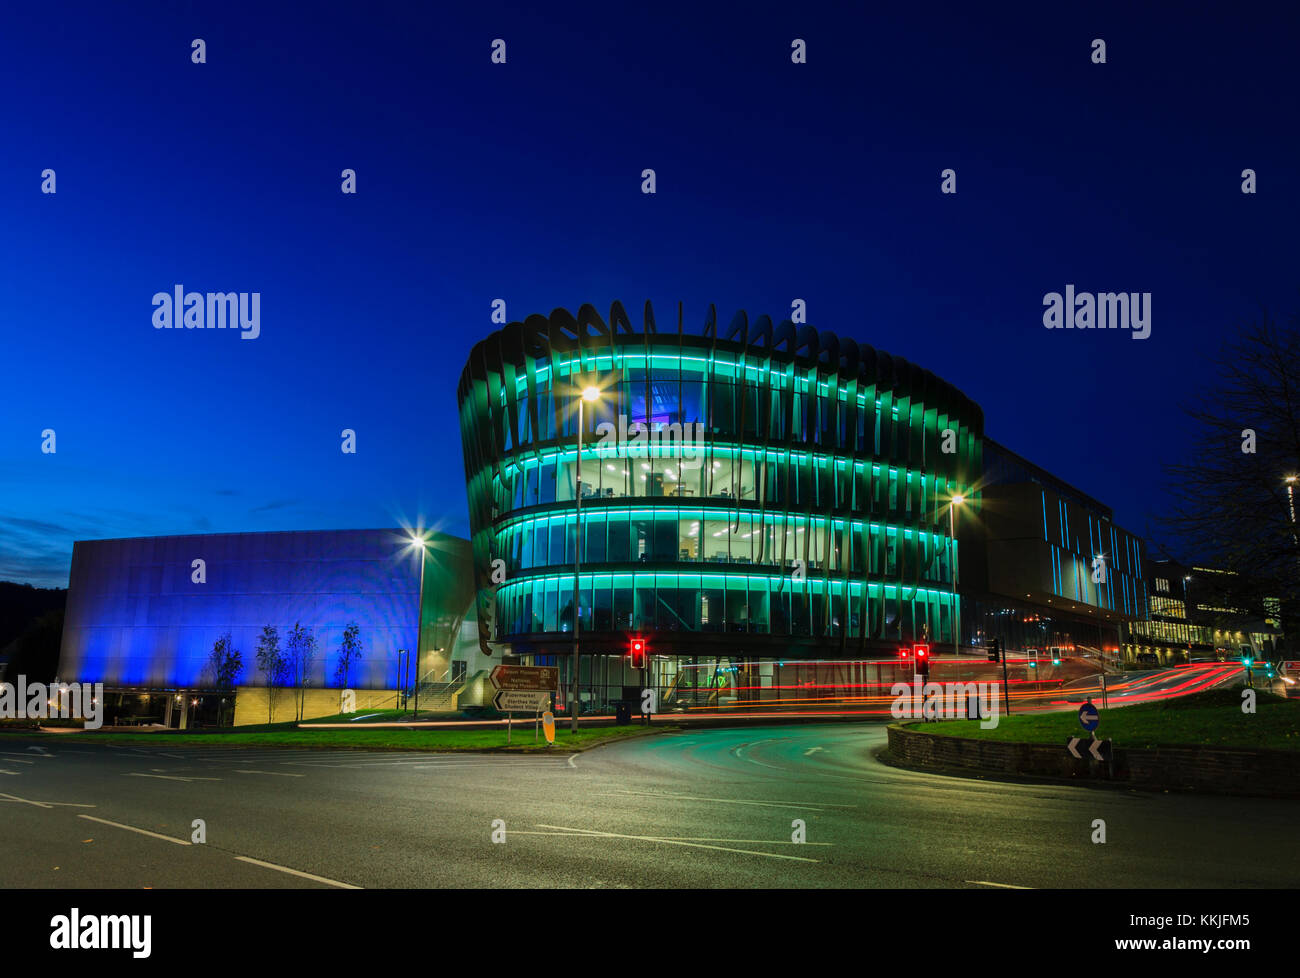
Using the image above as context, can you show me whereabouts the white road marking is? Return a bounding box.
[965,880,1033,889]
[0,754,39,761]
[234,770,305,777]
[649,837,832,845]
[125,773,222,783]
[234,856,361,889]
[599,790,846,812]
[567,754,579,768]
[534,824,820,863]
[0,792,95,809]
[78,815,190,845]
[0,770,21,776]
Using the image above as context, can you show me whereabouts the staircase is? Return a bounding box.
[415,676,463,713]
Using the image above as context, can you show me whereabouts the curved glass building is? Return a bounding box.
[459,301,986,710]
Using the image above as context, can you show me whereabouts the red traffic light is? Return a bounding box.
[915,644,930,660]
[629,638,648,669]
[898,647,911,659]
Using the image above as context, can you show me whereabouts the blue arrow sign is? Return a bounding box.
[1078,702,1099,731]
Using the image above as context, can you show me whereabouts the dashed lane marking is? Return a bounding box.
[233,770,305,777]
[534,824,821,863]
[0,792,96,809]
[597,790,850,812]
[234,856,361,889]
[125,773,222,783]
[78,815,190,845]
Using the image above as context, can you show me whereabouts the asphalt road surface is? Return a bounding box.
[2,724,1296,888]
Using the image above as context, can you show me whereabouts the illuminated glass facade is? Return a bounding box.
[458,301,983,667]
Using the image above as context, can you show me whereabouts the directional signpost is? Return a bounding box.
[1067,699,1112,771]
[493,689,550,712]
[1066,735,1111,762]
[1078,701,1099,732]
[490,665,558,745]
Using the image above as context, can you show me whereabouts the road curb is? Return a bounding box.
[886,722,1300,799]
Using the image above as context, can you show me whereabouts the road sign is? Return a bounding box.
[493,689,550,712]
[1281,661,1300,674]
[1078,702,1099,731]
[490,665,557,691]
[541,711,555,744]
[1067,735,1111,762]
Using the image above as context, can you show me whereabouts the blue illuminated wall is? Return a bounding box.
[58,529,472,689]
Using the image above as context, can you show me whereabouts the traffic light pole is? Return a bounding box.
[1001,642,1011,716]
[571,398,584,733]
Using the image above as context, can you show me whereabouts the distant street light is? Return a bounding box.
[571,383,602,732]
[405,531,431,718]
[1286,476,1298,548]
[949,493,965,672]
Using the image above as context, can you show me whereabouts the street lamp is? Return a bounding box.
[571,382,601,732]
[396,649,407,711]
[949,493,965,671]
[1286,476,1298,547]
[407,532,430,718]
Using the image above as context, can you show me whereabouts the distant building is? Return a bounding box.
[1124,558,1281,666]
[56,529,481,724]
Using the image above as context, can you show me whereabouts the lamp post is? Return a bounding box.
[572,383,602,732]
[949,494,965,674]
[1286,476,1298,549]
[408,533,428,718]
[396,649,407,712]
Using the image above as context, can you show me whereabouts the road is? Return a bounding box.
[1,724,1296,888]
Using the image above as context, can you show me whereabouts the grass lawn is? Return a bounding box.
[20,722,671,752]
[909,688,1300,751]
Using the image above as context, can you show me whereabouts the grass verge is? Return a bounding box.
[18,723,672,752]
[910,688,1300,751]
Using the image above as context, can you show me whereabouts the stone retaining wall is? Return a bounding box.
[886,723,1300,798]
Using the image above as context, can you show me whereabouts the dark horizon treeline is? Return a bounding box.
[0,581,67,683]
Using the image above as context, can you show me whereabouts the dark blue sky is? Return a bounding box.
[3,1,1297,586]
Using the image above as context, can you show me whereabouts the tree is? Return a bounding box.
[254,624,289,724]
[334,621,363,689]
[284,622,319,722]
[206,633,243,728]
[3,610,64,684]
[1160,311,1300,651]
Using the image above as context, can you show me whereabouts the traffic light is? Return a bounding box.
[1051,647,1061,666]
[629,637,647,670]
[915,644,930,677]
[986,638,1001,662]
[1241,653,1253,669]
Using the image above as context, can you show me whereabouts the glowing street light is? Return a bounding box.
[407,531,430,717]
[571,380,603,732]
[949,492,966,669]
